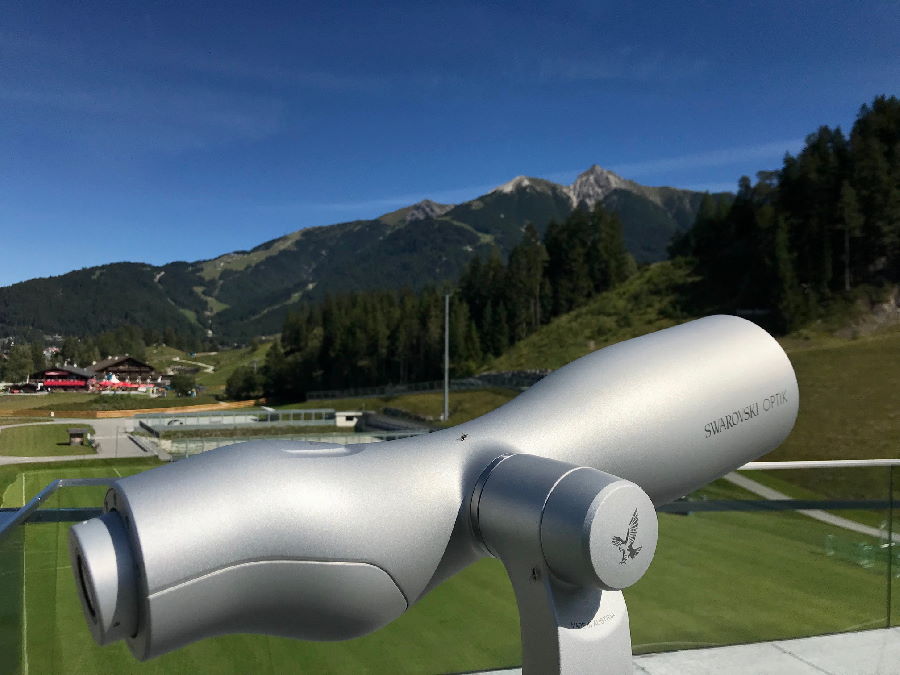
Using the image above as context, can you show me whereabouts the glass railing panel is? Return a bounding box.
[628,502,890,653]
[0,513,24,674]
[743,464,897,634]
[891,466,898,628]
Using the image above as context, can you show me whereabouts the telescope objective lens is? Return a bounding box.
[68,510,139,645]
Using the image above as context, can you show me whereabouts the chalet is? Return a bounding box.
[91,355,156,382]
[30,365,94,391]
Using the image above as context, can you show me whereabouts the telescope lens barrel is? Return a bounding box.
[68,511,139,645]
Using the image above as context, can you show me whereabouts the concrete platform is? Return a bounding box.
[478,627,900,674]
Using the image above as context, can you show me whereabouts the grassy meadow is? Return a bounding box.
[0,418,58,427]
[0,425,97,458]
[29,394,221,411]
[765,331,900,463]
[488,261,696,371]
[0,393,226,415]
[146,342,273,395]
[0,393,97,412]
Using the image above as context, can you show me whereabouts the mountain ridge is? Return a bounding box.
[0,165,731,340]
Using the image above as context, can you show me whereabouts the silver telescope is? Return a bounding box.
[69,315,799,672]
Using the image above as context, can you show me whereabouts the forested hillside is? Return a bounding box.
[228,95,899,401]
[225,206,636,400]
[0,167,716,341]
[670,95,899,332]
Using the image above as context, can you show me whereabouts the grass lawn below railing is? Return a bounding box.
[0,424,97,457]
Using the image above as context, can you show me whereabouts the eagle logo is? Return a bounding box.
[611,509,642,564]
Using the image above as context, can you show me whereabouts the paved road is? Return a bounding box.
[171,356,214,373]
[724,471,899,543]
[0,418,150,466]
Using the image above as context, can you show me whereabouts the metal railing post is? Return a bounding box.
[887,464,895,628]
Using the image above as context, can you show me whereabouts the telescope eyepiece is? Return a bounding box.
[69,510,139,645]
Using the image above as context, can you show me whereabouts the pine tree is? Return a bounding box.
[262,340,287,398]
[507,224,548,335]
[30,342,45,372]
[838,181,864,291]
[592,206,632,289]
[60,337,79,364]
[545,210,593,315]
[226,365,261,400]
[773,214,803,331]
[3,344,34,382]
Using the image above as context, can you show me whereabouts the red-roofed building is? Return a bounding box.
[30,365,95,391]
[91,355,156,382]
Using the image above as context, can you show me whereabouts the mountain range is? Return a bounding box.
[0,166,730,341]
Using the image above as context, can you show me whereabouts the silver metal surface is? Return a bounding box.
[68,511,138,645]
[540,467,657,591]
[68,315,799,663]
[474,454,655,673]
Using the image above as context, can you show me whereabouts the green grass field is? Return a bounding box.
[0,393,226,414]
[0,460,896,674]
[0,394,97,411]
[488,261,696,372]
[146,343,274,395]
[0,418,52,428]
[0,425,97,458]
[764,331,900,464]
[30,395,222,412]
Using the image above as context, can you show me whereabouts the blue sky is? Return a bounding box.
[0,1,897,287]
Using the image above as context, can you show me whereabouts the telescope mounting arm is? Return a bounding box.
[471,453,658,674]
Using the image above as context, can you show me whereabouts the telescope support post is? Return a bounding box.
[496,542,634,674]
[472,454,657,674]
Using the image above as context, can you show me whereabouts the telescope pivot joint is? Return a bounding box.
[471,453,658,674]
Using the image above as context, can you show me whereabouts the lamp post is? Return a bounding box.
[443,293,450,422]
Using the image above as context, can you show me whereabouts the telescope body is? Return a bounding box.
[69,315,799,660]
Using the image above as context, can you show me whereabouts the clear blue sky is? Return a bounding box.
[1,1,897,287]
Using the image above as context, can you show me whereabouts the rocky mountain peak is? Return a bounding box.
[405,199,453,223]
[492,175,535,194]
[571,165,629,207]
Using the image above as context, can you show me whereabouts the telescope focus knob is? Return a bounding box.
[474,454,657,591]
[541,468,657,590]
[473,454,657,673]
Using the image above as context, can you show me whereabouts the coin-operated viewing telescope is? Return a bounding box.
[69,316,798,673]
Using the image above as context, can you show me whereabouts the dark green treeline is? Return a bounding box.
[671,95,899,332]
[227,205,634,399]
